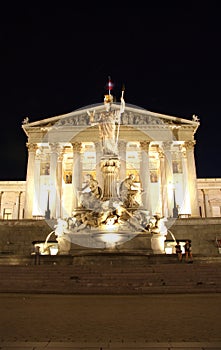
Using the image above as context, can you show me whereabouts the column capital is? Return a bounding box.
[158,150,165,159]
[57,148,64,162]
[162,141,173,151]
[49,142,61,154]
[71,142,82,152]
[140,141,150,151]
[184,140,196,150]
[35,148,42,161]
[26,143,38,152]
[179,144,187,158]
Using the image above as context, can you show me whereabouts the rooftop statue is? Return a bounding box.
[192,114,200,122]
[22,116,29,124]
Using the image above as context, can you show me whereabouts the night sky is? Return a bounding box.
[0,4,220,180]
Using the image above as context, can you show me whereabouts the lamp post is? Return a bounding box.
[45,190,51,219]
[172,186,179,218]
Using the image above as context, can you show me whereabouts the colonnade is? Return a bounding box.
[23,139,200,219]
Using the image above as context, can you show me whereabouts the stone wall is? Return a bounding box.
[166,217,221,255]
[0,218,221,256]
[0,220,53,255]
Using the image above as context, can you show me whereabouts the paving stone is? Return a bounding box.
[1,343,221,349]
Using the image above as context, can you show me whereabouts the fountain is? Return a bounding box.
[34,219,71,255]
[33,231,57,255]
[164,229,178,254]
[167,229,177,242]
[50,83,169,255]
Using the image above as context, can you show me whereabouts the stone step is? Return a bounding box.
[1,262,221,294]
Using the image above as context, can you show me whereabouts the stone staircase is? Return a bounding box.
[1,254,221,294]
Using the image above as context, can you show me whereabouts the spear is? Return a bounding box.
[116,85,125,146]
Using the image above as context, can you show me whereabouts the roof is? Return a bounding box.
[22,102,199,127]
[21,102,200,143]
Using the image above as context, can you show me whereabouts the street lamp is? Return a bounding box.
[172,186,179,218]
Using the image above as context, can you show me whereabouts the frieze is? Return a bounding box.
[53,110,173,128]
[40,126,52,132]
[56,114,90,127]
[120,112,165,125]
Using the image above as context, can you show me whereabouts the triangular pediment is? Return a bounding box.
[22,103,199,135]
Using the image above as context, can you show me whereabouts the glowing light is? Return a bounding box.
[165,247,173,254]
[106,76,114,91]
[101,218,119,232]
[100,233,121,247]
[49,246,59,255]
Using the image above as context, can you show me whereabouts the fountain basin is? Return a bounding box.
[91,231,139,248]
[33,241,58,255]
[151,233,166,254]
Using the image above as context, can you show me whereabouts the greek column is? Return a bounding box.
[12,191,23,220]
[159,150,168,217]
[118,140,127,182]
[49,143,59,219]
[24,143,38,218]
[94,142,103,190]
[202,189,212,217]
[56,147,64,218]
[71,142,82,210]
[162,141,173,217]
[32,148,41,216]
[140,141,151,212]
[180,146,191,214]
[184,141,200,217]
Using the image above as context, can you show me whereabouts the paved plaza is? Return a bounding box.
[0,293,221,349]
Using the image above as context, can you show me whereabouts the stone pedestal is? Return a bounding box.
[151,233,166,254]
[57,235,71,255]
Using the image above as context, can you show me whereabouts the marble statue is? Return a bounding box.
[98,93,125,156]
[80,174,102,209]
[119,174,142,208]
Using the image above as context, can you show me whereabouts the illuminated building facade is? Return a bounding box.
[0,103,221,220]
